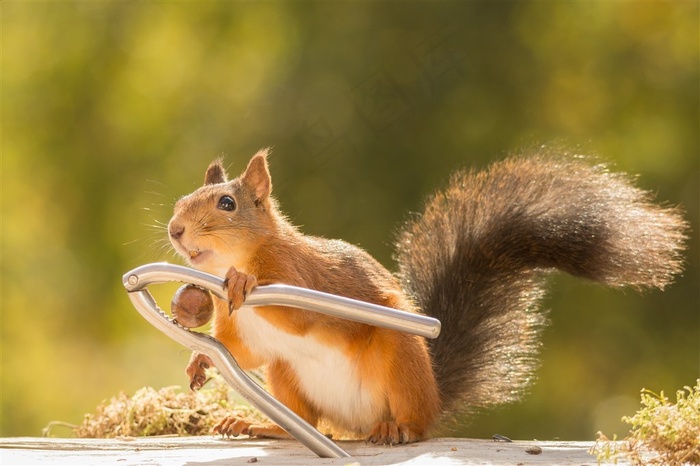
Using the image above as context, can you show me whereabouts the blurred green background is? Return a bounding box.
[2,2,698,441]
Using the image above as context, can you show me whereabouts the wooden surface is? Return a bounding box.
[1,436,619,465]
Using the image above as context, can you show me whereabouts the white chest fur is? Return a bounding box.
[234,306,382,432]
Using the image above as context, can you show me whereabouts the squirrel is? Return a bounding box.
[167,147,687,445]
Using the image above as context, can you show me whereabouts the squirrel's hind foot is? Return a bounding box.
[366,421,423,445]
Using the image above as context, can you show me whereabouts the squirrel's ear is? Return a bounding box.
[240,148,272,204]
[204,158,228,185]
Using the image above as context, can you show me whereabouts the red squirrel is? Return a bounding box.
[167,148,687,444]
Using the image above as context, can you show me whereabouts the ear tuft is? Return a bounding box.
[240,148,272,204]
[204,158,228,185]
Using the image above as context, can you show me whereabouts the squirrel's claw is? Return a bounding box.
[186,352,213,391]
[214,416,291,439]
[214,416,251,437]
[367,421,419,445]
[223,266,258,315]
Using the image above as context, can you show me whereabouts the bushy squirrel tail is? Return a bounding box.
[395,149,688,420]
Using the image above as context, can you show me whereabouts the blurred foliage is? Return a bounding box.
[2,1,698,440]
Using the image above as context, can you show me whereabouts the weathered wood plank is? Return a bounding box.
[1,436,617,465]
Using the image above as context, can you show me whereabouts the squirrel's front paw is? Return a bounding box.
[223,266,258,314]
[367,421,421,445]
[186,352,213,391]
[214,416,291,439]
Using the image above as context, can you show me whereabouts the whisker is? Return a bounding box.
[145,218,169,228]
[141,222,167,230]
[138,236,178,263]
[141,206,171,212]
[144,190,169,198]
[144,179,170,191]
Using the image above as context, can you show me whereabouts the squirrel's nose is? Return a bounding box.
[169,223,185,240]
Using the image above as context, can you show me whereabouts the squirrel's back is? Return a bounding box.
[395,150,687,420]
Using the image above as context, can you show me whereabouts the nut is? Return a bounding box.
[171,284,214,328]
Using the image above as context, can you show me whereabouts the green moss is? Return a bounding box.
[44,371,262,438]
[592,380,700,465]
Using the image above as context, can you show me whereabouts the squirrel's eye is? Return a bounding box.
[217,195,236,211]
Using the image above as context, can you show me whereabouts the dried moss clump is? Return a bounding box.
[44,371,261,438]
[592,379,700,465]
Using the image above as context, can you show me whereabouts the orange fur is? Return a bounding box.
[167,147,688,445]
[210,298,264,370]
[168,150,440,442]
[267,359,320,425]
